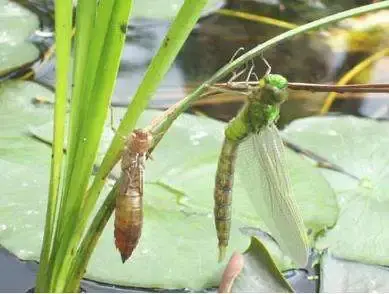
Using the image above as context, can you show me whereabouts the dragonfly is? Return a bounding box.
[214,72,309,267]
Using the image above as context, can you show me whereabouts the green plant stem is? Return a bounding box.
[64,0,97,178]
[51,1,133,291]
[55,0,97,243]
[65,183,119,292]
[35,1,72,292]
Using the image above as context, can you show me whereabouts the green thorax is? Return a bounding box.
[225,74,288,141]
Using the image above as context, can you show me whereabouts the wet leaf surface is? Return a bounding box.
[283,116,389,266]
[320,252,389,292]
[0,0,40,76]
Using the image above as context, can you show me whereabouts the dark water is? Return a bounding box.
[2,0,389,292]
[0,245,317,292]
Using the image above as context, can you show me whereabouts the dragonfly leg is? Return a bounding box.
[227,47,249,86]
[244,59,259,89]
[260,54,272,76]
[227,65,248,86]
[246,61,254,83]
[228,47,245,64]
[146,152,154,160]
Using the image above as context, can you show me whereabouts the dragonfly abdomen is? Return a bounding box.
[114,129,152,263]
[214,137,238,262]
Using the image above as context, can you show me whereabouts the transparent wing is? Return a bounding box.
[237,124,309,267]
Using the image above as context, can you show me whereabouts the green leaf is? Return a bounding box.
[228,237,293,293]
[320,251,389,292]
[283,115,389,266]
[0,0,40,75]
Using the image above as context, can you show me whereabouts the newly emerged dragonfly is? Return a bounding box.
[114,129,152,263]
[214,73,309,267]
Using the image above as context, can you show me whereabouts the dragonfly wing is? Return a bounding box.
[237,124,309,267]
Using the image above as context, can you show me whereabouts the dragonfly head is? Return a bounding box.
[260,74,288,105]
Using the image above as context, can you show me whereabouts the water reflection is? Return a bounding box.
[13,0,389,122]
[111,0,389,124]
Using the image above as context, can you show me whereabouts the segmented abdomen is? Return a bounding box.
[114,129,152,263]
[214,137,239,262]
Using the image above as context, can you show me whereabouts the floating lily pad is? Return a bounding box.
[0,81,54,263]
[0,0,40,76]
[283,116,389,266]
[131,0,223,20]
[0,0,39,44]
[1,82,337,289]
[0,81,53,165]
[320,252,389,292]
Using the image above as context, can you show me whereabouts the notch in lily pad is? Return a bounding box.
[219,236,294,293]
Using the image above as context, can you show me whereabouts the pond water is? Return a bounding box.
[1,0,389,292]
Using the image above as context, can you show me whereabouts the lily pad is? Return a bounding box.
[282,116,389,266]
[227,237,293,293]
[320,251,389,292]
[131,0,223,20]
[0,81,54,262]
[0,80,53,165]
[0,0,40,76]
[1,82,337,289]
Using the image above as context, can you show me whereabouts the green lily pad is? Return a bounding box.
[0,0,40,76]
[228,237,293,293]
[282,116,389,266]
[0,0,39,43]
[0,81,53,166]
[320,251,389,292]
[0,81,54,261]
[1,81,337,289]
[131,0,223,20]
